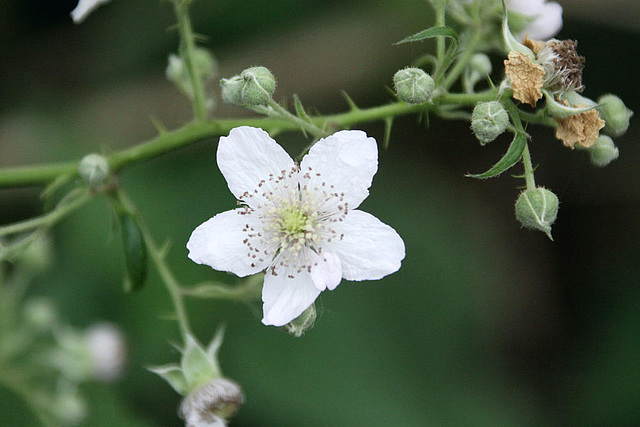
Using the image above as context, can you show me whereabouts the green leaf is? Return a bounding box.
[467,132,527,179]
[148,364,188,395]
[120,214,148,293]
[395,26,459,46]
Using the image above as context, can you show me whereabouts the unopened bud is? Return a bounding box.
[597,94,633,137]
[23,298,58,332]
[240,66,276,106]
[393,68,434,104]
[78,154,110,187]
[588,135,619,167]
[469,53,492,76]
[180,378,245,426]
[220,75,244,106]
[515,187,559,240]
[85,323,127,382]
[281,303,316,337]
[471,101,509,145]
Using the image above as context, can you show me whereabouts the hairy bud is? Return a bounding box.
[471,101,509,145]
[515,187,559,240]
[78,154,110,187]
[597,94,633,137]
[281,303,316,337]
[588,135,619,167]
[393,68,434,104]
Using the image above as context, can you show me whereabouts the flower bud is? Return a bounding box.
[471,101,509,145]
[240,66,276,106]
[85,323,127,382]
[587,135,619,167]
[78,153,110,187]
[469,53,492,76]
[220,75,244,106]
[393,68,434,104]
[515,187,559,240]
[180,378,245,426]
[281,303,316,337]
[597,94,633,137]
[23,298,58,332]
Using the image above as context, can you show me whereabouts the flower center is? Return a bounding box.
[269,198,318,254]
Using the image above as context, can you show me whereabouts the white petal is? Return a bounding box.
[300,130,378,210]
[187,209,269,277]
[309,251,342,291]
[324,210,405,281]
[70,0,110,24]
[261,266,321,326]
[217,127,296,207]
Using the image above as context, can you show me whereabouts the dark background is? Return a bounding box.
[0,1,639,425]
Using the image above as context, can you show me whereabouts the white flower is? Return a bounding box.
[506,0,563,40]
[187,127,405,326]
[70,0,111,24]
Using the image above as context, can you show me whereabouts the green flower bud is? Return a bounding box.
[23,298,58,332]
[393,67,434,104]
[469,53,492,77]
[471,101,509,145]
[220,75,244,106]
[78,153,110,187]
[166,47,217,105]
[597,94,633,137]
[515,187,559,240]
[588,135,619,167]
[281,303,316,337]
[240,66,276,106]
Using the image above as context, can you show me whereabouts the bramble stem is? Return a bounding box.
[173,0,208,121]
[0,91,498,189]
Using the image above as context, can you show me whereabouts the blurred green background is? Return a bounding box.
[1,0,639,425]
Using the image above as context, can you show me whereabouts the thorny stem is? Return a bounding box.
[0,90,498,189]
[113,190,193,342]
[174,0,208,122]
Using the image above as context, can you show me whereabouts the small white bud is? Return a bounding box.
[78,153,110,187]
[85,323,127,382]
[180,378,245,427]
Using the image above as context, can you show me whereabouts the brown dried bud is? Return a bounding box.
[537,39,585,93]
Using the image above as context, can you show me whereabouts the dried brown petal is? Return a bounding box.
[554,104,605,149]
[504,51,545,107]
[523,37,545,55]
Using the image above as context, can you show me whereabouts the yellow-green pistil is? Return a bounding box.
[267,199,319,254]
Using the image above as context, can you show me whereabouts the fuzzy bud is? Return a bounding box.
[180,378,245,427]
[515,187,559,240]
[471,101,509,145]
[393,68,434,104]
[240,66,276,106]
[281,303,316,337]
[597,94,633,137]
[220,75,244,106]
[469,53,492,77]
[78,153,110,187]
[587,135,619,167]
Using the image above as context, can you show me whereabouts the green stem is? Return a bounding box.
[504,99,536,190]
[0,91,497,189]
[442,24,482,90]
[113,191,192,342]
[181,276,263,301]
[174,0,207,121]
[434,0,447,62]
[0,188,91,237]
[265,99,329,138]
